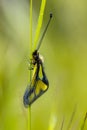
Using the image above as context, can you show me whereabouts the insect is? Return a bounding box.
[23,13,53,107]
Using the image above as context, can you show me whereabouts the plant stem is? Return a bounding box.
[28,0,32,130]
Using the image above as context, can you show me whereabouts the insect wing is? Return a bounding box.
[35,79,48,95]
[27,79,48,105]
[23,63,49,106]
[23,64,37,107]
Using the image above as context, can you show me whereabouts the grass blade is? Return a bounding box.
[60,117,65,130]
[33,0,46,50]
[81,112,87,130]
[67,105,77,130]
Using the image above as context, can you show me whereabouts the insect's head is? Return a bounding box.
[32,50,40,65]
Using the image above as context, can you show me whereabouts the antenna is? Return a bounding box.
[36,13,53,51]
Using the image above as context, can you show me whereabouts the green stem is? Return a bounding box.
[28,107,31,130]
[28,0,32,130]
[30,0,32,56]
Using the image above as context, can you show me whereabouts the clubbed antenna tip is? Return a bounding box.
[50,13,53,18]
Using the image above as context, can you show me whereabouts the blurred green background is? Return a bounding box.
[0,0,87,130]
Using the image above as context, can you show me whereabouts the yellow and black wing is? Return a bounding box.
[23,63,49,106]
